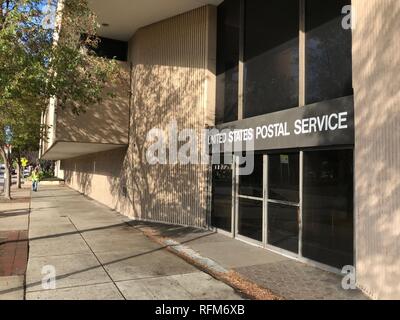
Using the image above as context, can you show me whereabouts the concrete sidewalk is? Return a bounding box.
[1,185,367,300]
[136,224,369,300]
[24,186,243,300]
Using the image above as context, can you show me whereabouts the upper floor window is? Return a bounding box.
[244,0,299,118]
[216,0,353,122]
[216,0,240,124]
[305,0,353,104]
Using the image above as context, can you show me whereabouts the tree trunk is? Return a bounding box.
[4,164,11,200]
[0,147,11,200]
[16,161,22,189]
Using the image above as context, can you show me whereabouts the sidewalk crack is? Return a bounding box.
[66,217,127,300]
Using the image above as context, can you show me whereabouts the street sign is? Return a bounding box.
[4,125,13,145]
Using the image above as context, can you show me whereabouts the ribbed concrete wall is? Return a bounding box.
[353,0,400,299]
[62,148,127,210]
[42,63,130,158]
[62,6,217,228]
[55,62,130,145]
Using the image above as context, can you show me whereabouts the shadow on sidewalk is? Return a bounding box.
[0,219,219,297]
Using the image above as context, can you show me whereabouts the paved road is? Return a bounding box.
[25,186,243,300]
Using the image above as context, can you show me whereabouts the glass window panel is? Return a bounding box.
[212,155,233,232]
[238,198,263,241]
[305,0,353,104]
[239,153,263,198]
[91,37,128,61]
[268,153,300,203]
[268,203,299,254]
[244,0,299,118]
[216,0,240,123]
[302,149,354,269]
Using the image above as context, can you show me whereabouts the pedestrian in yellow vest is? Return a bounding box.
[31,167,40,192]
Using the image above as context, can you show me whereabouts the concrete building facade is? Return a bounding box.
[41,0,400,299]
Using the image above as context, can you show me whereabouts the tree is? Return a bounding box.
[11,101,42,188]
[0,0,118,199]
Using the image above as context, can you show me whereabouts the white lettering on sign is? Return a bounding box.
[256,122,290,139]
[208,132,227,145]
[294,112,348,135]
[228,129,254,143]
[208,112,349,147]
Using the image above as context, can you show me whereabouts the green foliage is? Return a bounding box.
[41,170,53,179]
[0,0,117,198]
[0,0,118,156]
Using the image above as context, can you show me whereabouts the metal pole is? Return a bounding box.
[6,146,10,193]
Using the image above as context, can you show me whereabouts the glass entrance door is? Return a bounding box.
[236,154,264,243]
[267,153,300,254]
[218,149,353,270]
[211,154,233,233]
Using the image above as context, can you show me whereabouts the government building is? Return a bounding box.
[41,0,400,299]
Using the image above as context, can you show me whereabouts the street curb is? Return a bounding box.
[137,226,283,301]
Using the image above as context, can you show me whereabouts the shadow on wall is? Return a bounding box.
[107,62,209,228]
[351,0,400,299]
[63,154,95,196]
[56,61,130,145]
[63,6,215,229]
[63,146,127,198]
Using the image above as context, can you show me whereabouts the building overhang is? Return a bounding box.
[88,0,223,41]
[41,141,127,161]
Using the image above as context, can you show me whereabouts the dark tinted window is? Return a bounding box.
[239,154,263,198]
[211,155,233,232]
[238,198,263,241]
[303,149,354,268]
[244,0,299,118]
[268,203,299,253]
[269,153,300,203]
[216,0,240,123]
[305,0,353,104]
[94,37,128,61]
